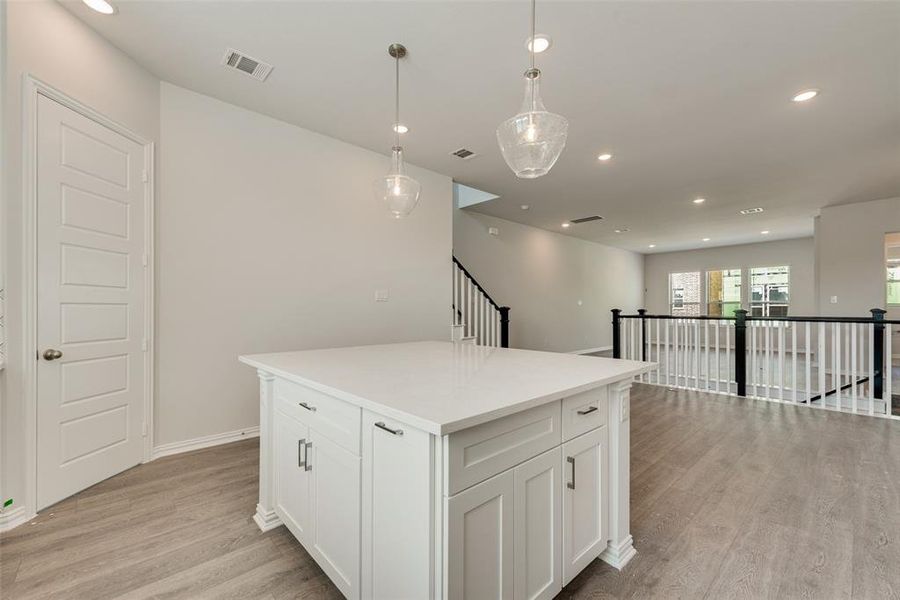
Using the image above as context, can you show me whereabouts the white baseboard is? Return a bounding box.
[0,506,35,533]
[151,426,259,460]
[570,346,613,355]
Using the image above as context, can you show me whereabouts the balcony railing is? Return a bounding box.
[612,308,898,418]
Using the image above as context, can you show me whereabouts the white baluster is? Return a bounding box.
[714,321,720,393]
[886,325,893,414]
[805,322,811,404]
[764,322,772,401]
[778,323,785,402]
[665,319,671,386]
[868,323,875,414]
[851,323,858,413]
[818,323,826,409]
[673,319,680,387]
[791,323,797,404]
[694,320,700,389]
[725,321,731,393]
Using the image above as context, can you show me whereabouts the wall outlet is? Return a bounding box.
[830,296,838,304]
[375,289,389,302]
[488,227,500,236]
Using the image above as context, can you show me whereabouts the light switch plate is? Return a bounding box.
[830,296,838,304]
[375,289,389,302]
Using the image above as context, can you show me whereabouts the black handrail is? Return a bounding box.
[453,255,510,348]
[611,308,888,401]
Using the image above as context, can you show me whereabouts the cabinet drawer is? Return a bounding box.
[445,402,561,496]
[561,387,607,442]
[275,379,361,455]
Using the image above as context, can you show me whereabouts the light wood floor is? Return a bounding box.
[2,384,899,599]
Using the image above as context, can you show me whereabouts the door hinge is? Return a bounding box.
[142,339,148,352]
[142,170,148,183]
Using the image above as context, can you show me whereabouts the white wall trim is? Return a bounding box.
[569,346,612,355]
[151,427,260,460]
[0,506,35,533]
[21,74,155,517]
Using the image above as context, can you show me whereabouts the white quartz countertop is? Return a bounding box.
[240,341,653,435]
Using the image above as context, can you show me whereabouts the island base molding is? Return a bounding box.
[599,535,637,570]
[253,504,282,532]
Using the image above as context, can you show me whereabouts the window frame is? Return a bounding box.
[666,265,792,316]
[668,271,702,316]
[748,265,791,317]
[705,268,743,317]
[887,236,900,307]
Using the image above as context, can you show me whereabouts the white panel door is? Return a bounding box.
[36,94,148,509]
[309,429,361,600]
[273,411,311,541]
[448,470,515,600]
[514,448,562,600]
[561,427,608,586]
[361,411,432,600]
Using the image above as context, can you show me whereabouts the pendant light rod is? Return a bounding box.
[388,43,407,149]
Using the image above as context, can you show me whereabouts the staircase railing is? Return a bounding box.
[452,256,509,347]
[612,308,898,419]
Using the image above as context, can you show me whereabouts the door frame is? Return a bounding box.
[21,74,155,514]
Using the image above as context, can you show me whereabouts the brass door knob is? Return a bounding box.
[43,349,63,361]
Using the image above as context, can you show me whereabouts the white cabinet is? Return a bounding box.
[273,410,311,540]
[562,426,608,586]
[308,430,361,599]
[514,448,562,600]
[361,410,432,600]
[448,470,516,600]
[272,411,361,599]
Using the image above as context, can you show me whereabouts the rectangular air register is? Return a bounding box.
[740,207,764,215]
[451,148,478,160]
[570,216,603,224]
[222,48,274,81]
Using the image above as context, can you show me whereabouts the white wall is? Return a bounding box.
[453,210,644,353]
[815,196,900,318]
[157,83,452,445]
[643,238,816,315]
[2,0,160,515]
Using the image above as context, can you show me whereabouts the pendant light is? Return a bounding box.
[496,0,568,179]
[374,43,421,218]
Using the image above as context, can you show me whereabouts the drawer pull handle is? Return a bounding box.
[577,406,598,416]
[374,422,403,436]
[305,442,313,471]
[298,402,317,412]
[298,438,306,468]
[567,456,576,490]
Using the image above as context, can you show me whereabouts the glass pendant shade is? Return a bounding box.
[497,71,568,179]
[375,146,420,219]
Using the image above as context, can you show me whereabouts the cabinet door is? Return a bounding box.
[448,470,515,600]
[273,411,311,542]
[361,411,432,600]
[561,426,608,586]
[514,448,562,600]
[309,429,361,600]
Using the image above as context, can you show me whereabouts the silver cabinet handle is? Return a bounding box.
[577,406,598,416]
[298,402,317,412]
[567,456,576,490]
[298,438,306,468]
[374,422,403,436]
[305,441,313,471]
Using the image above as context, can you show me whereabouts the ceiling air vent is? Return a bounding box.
[451,148,477,160]
[740,207,764,215]
[570,215,603,224]
[222,48,273,82]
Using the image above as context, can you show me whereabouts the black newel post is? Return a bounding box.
[734,309,748,397]
[499,306,511,348]
[612,309,622,359]
[872,308,886,400]
[637,309,648,362]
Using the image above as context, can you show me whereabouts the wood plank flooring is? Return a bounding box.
[2,383,899,599]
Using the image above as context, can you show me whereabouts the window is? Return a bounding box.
[707,269,742,316]
[887,236,900,306]
[750,266,790,316]
[670,271,701,316]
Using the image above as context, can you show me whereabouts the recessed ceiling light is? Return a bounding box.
[520,204,530,210]
[614,228,629,233]
[648,244,656,248]
[740,207,764,215]
[702,237,711,242]
[82,0,116,14]
[693,198,706,204]
[761,230,770,235]
[526,35,552,53]
[792,89,819,102]
[597,153,613,162]
[561,223,571,228]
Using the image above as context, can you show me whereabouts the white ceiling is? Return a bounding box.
[62,0,900,254]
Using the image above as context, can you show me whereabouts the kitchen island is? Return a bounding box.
[240,341,652,600]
